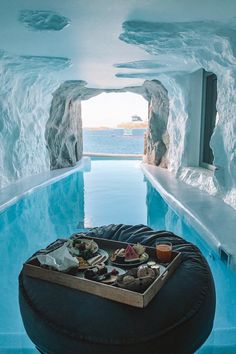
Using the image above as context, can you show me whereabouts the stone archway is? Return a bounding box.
[45,80,169,169]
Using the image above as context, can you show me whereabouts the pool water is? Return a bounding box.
[0,159,236,353]
[147,183,236,353]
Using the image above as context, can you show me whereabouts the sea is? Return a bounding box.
[83,128,146,154]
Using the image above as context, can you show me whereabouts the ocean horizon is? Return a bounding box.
[83,128,146,154]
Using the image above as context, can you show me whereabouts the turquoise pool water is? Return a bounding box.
[0,159,236,353]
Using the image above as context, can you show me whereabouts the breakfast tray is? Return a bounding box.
[23,236,182,308]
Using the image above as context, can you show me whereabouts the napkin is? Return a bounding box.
[37,243,79,271]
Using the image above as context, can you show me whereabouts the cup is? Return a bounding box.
[156,242,172,262]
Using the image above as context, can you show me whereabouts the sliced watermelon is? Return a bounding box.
[125,245,140,262]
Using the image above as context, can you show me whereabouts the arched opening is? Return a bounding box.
[81,92,148,155]
[45,80,169,169]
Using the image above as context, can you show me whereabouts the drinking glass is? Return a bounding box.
[156,242,172,262]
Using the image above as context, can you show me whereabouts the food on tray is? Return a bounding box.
[87,254,107,265]
[84,267,105,280]
[123,275,135,285]
[110,248,125,262]
[84,268,97,280]
[87,254,103,265]
[137,265,155,278]
[77,256,89,268]
[116,248,126,262]
[147,261,156,267]
[84,265,119,283]
[125,245,140,262]
[94,263,106,274]
[150,264,161,274]
[67,238,98,259]
[116,264,158,292]
[74,249,109,270]
[133,243,146,256]
[111,243,147,264]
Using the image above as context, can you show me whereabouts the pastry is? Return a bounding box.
[123,275,135,285]
[137,265,155,278]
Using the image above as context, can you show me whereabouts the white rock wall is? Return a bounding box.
[0,51,69,188]
[45,90,83,169]
[169,67,236,209]
[143,80,169,167]
[45,81,101,169]
[119,20,236,209]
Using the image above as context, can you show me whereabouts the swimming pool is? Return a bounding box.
[0,159,236,353]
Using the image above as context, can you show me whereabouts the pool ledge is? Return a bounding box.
[141,163,236,271]
[0,157,90,214]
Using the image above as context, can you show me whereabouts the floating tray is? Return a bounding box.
[23,236,182,308]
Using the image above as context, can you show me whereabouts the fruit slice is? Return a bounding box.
[125,245,140,262]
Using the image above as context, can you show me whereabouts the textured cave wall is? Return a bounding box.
[0,51,69,189]
[45,87,83,169]
[118,20,236,210]
[45,80,102,169]
[164,68,236,209]
[143,80,169,167]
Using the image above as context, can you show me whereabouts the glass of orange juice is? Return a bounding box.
[156,242,172,262]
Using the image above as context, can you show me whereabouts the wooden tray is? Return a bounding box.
[23,236,182,308]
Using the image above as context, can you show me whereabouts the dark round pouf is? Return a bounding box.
[19,224,215,354]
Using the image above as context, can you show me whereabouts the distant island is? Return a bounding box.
[83,115,148,130]
[83,122,147,130]
[83,126,111,130]
[117,121,147,129]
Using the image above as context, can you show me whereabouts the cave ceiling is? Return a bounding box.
[0,0,236,88]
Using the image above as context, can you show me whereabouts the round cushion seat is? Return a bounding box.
[19,224,215,354]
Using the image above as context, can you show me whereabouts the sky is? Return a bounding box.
[81,92,148,128]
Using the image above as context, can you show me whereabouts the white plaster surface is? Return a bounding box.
[1,0,235,87]
[0,1,236,210]
[0,51,66,189]
[119,19,236,210]
[142,163,236,270]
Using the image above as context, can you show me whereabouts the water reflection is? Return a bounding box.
[0,172,85,346]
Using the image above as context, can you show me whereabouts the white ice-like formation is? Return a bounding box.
[19,10,70,31]
[119,19,236,209]
[1,15,236,211]
[0,51,70,188]
[45,81,86,169]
